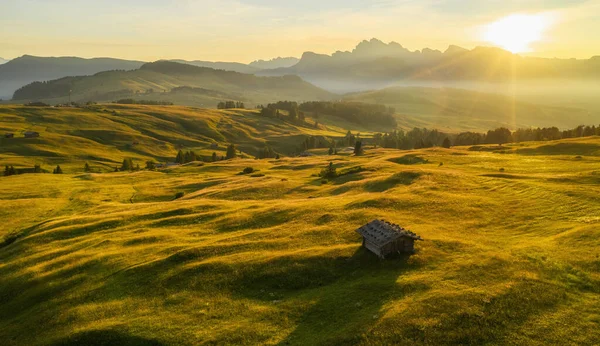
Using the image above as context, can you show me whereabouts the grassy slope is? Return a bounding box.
[1,120,600,344]
[344,87,600,132]
[0,104,353,172]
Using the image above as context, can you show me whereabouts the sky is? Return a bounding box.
[1,0,599,62]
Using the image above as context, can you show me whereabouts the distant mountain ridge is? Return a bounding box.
[12,60,334,106]
[0,55,145,99]
[0,55,298,99]
[168,59,260,74]
[249,57,299,70]
[258,38,600,92]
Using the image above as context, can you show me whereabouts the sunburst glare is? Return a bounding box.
[483,13,553,53]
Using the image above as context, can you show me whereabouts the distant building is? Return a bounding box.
[298,151,315,157]
[356,220,422,259]
[4,133,14,138]
[24,131,40,138]
[155,162,180,169]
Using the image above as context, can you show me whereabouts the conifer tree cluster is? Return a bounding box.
[258,146,277,159]
[217,101,245,109]
[4,165,16,176]
[175,150,198,164]
[120,158,135,171]
[53,165,63,174]
[258,101,304,123]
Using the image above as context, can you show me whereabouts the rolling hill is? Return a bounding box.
[1,103,599,344]
[0,55,145,100]
[11,61,335,107]
[0,104,357,172]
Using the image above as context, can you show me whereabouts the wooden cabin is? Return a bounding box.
[356,219,422,259]
[24,131,40,138]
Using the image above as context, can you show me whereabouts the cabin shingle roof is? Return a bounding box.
[356,219,421,247]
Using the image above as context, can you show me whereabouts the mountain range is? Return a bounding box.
[169,57,299,74]
[249,57,300,70]
[0,55,301,99]
[2,38,600,103]
[169,60,260,74]
[12,60,333,106]
[258,38,600,92]
[0,55,144,99]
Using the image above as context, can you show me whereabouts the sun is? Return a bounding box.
[483,14,551,53]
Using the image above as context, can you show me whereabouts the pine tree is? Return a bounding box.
[354,140,363,155]
[329,146,334,155]
[299,111,306,122]
[226,144,237,160]
[33,164,42,173]
[212,152,217,162]
[320,162,337,179]
[135,164,140,171]
[175,150,184,164]
[145,161,155,170]
[120,158,133,171]
[289,107,298,122]
[84,162,91,172]
[53,165,63,174]
[442,137,452,148]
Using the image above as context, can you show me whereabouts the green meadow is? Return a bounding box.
[1,105,599,345]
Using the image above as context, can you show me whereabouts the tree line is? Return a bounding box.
[373,124,600,150]
[217,101,245,109]
[255,100,397,129]
[114,99,174,106]
[299,101,397,128]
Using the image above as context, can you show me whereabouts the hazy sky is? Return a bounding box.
[1,0,599,62]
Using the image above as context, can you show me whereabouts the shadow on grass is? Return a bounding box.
[388,154,429,165]
[51,329,165,346]
[364,172,422,192]
[516,142,600,156]
[271,248,421,345]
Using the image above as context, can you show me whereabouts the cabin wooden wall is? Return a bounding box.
[362,237,416,258]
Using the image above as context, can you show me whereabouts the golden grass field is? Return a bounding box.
[1,105,599,345]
